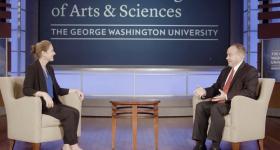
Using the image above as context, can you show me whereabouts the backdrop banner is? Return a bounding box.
[39,0,230,66]
[262,38,280,82]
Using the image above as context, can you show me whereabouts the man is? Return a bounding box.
[192,43,258,150]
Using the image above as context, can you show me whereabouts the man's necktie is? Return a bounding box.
[223,68,235,94]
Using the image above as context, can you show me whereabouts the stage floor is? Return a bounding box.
[0,116,279,150]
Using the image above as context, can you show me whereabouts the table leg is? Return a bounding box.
[154,106,159,150]
[112,108,117,150]
[132,105,138,150]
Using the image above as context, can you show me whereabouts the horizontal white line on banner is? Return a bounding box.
[50,37,219,41]
[50,24,219,27]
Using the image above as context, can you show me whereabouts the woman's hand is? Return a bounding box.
[35,91,54,108]
[69,89,84,101]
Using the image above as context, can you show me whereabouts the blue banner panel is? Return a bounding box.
[263,38,280,82]
[39,0,230,66]
[0,39,7,76]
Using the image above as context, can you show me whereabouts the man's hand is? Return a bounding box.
[70,89,85,101]
[194,87,206,98]
[212,89,227,103]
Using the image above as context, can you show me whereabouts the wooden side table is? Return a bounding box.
[111,100,160,150]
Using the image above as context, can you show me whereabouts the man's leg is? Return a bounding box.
[208,103,230,149]
[192,101,213,149]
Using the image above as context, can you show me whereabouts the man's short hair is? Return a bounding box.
[231,43,246,55]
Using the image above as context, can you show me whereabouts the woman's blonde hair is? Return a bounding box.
[31,40,52,59]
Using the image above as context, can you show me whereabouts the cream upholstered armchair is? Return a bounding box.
[0,77,82,150]
[192,78,275,150]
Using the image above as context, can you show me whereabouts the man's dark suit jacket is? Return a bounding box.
[23,60,69,112]
[203,61,258,103]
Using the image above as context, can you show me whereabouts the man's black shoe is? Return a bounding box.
[193,143,206,150]
[210,140,221,150]
[210,145,221,150]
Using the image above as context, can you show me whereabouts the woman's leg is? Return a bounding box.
[59,105,80,138]
[62,144,71,150]
[70,144,83,150]
[44,104,80,146]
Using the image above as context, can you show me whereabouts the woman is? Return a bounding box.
[23,40,84,150]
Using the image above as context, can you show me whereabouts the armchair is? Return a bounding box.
[0,77,82,150]
[192,78,275,150]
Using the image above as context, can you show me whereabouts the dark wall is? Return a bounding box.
[230,0,243,44]
[0,0,6,22]
[25,0,39,66]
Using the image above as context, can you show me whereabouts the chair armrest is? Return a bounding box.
[229,96,267,136]
[230,96,267,120]
[6,96,42,141]
[59,93,82,112]
[192,96,204,107]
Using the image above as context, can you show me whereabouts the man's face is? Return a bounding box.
[226,46,244,67]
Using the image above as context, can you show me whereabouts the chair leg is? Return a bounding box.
[8,139,15,150]
[231,142,240,150]
[32,143,40,150]
[258,139,264,150]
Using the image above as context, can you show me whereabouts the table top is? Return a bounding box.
[110,100,160,105]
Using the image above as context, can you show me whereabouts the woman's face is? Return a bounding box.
[42,44,56,62]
